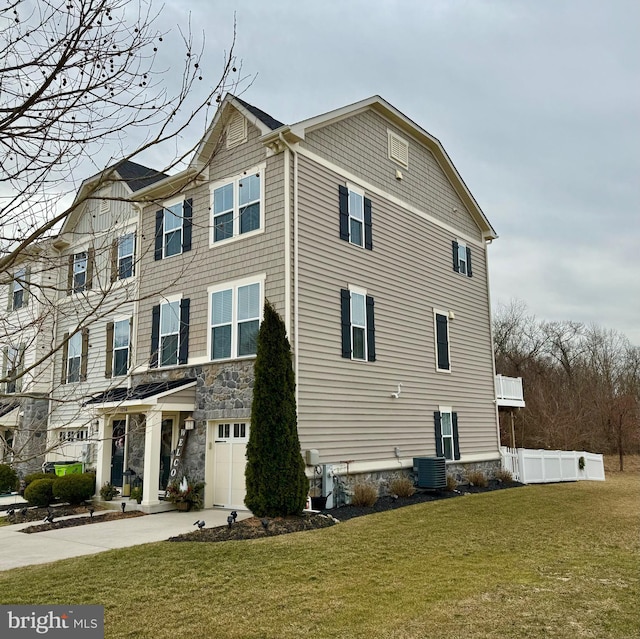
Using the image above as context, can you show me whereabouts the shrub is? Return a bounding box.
[465,469,488,487]
[24,478,55,506]
[494,468,513,484]
[24,472,53,489]
[351,483,378,507]
[53,473,96,505]
[388,476,416,498]
[446,474,458,492]
[0,463,18,493]
[129,486,143,504]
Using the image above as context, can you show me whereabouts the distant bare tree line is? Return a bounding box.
[493,300,640,470]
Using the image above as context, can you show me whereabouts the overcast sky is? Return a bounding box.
[155,0,639,344]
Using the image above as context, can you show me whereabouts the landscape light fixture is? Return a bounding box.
[230,510,238,522]
[227,515,234,528]
[121,502,126,513]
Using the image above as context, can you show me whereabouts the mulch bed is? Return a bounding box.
[1,504,96,523]
[169,480,524,543]
[20,510,145,534]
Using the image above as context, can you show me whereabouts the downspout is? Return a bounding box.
[485,237,503,454]
[278,132,299,407]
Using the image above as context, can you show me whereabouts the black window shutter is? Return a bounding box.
[110,240,118,283]
[86,247,94,290]
[364,197,373,250]
[61,332,69,384]
[340,289,351,358]
[150,304,160,368]
[67,255,74,294]
[182,199,193,253]
[22,267,30,306]
[452,412,461,460]
[466,247,473,278]
[105,322,114,378]
[338,185,349,242]
[434,411,443,457]
[436,314,450,370]
[452,240,460,273]
[154,210,164,260]
[80,328,89,381]
[178,298,190,365]
[366,294,376,362]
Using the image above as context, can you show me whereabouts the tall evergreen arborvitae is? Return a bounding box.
[244,301,308,517]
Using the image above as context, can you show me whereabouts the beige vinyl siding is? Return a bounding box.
[135,118,287,368]
[50,193,139,430]
[304,109,482,240]
[295,153,498,463]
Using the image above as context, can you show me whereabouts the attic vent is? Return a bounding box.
[99,188,110,214]
[413,457,447,489]
[226,112,247,149]
[388,130,409,168]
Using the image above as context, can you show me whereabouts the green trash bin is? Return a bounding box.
[54,462,84,476]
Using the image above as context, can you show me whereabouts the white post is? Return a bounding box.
[141,409,162,508]
[94,415,111,496]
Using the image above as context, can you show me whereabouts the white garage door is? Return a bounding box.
[213,422,249,509]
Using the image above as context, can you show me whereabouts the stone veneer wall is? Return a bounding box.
[131,360,255,484]
[13,396,49,477]
[126,414,146,481]
[335,459,502,500]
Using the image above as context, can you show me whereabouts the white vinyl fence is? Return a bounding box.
[500,447,605,484]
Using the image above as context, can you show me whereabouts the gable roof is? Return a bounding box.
[266,95,497,240]
[232,95,284,131]
[55,160,167,240]
[112,160,168,192]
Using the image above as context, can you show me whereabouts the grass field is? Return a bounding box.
[0,473,638,639]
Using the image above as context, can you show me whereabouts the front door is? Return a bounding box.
[159,418,174,490]
[110,420,126,486]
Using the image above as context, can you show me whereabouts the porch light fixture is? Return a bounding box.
[184,415,196,431]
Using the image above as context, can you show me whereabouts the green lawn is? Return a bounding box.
[0,474,638,639]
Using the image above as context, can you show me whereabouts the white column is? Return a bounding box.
[94,416,112,497]
[141,409,162,508]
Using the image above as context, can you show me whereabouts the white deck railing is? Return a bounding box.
[495,374,525,407]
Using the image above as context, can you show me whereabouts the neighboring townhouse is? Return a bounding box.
[0,242,56,475]
[84,95,505,512]
[47,161,166,483]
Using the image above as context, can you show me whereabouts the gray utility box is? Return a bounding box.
[413,457,447,489]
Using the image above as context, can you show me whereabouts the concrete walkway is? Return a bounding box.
[0,499,251,572]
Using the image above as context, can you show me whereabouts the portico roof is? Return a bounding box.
[84,378,196,409]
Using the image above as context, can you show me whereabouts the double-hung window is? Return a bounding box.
[210,279,262,360]
[434,311,450,372]
[160,301,180,367]
[434,408,460,460]
[61,328,88,383]
[106,319,131,378]
[113,319,130,376]
[339,184,373,250]
[340,287,376,362]
[211,167,263,244]
[150,299,190,368]
[67,249,93,294]
[73,252,88,293]
[67,332,82,383]
[117,233,135,279]
[452,240,473,277]
[12,268,27,310]
[154,199,192,260]
[3,345,22,394]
